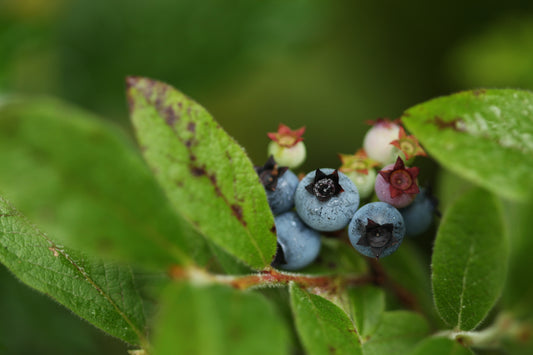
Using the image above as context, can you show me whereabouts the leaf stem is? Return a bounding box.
[170,264,376,294]
[437,312,532,349]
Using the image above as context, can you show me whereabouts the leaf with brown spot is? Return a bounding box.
[127,76,276,269]
[0,97,205,270]
[403,89,533,201]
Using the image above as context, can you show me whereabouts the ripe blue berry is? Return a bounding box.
[399,188,438,236]
[272,211,321,270]
[348,202,405,259]
[256,156,299,215]
[294,168,359,232]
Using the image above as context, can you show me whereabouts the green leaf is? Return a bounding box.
[0,264,129,354]
[127,77,276,269]
[152,282,290,355]
[380,242,441,327]
[436,168,474,212]
[0,98,206,269]
[361,311,429,355]
[410,337,473,355]
[403,89,533,201]
[289,282,362,355]
[347,286,385,339]
[432,188,508,330]
[208,240,253,275]
[502,200,533,315]
[0,197,147,345]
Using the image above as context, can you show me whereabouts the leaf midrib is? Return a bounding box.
[0,201,148,347]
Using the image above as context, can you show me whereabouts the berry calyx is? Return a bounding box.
[305,169,344,202]
[356,219,398,259]
[267,124,307,168]
[379,157,420,198]
[255,155,288,191]
[390,126,427,161]
[295,169,359,232]
[267,124,306,148]
[256,156,299,216]
[338,149,379,175]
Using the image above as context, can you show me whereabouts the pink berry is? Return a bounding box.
[375,157,419,208]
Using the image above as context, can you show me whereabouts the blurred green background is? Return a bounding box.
[2,0,533,353]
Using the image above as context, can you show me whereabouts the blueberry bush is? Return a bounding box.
[0,77,532,354]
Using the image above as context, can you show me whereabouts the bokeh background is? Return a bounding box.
[2,0,533,353]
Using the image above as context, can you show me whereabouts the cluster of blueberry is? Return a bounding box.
[256,121,438,271]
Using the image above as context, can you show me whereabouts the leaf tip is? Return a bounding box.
[125,76,141,89]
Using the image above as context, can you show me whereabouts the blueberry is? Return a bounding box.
[399,188,438,236]
[256,156,299,215]
[348,202,405,259]
[272,211,321,270]
[294,168,359,231]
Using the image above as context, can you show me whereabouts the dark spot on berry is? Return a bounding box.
[270,225,277,234]
[357,219,397,259]
[305,169,344,202]
[187,122,196,132]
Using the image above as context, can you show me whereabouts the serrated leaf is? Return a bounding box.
[403,89,533,201]
[152,282,290,355]
[410,337,473,355]
[362,311,429,355]
[289,283,362,355]
[432,188,508,330]
[127,77,276,269]
[0,98,206,269]
[347,286,385,339]
[0,197,147,345]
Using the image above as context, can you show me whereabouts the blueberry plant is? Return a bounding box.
[0,77,532,354]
